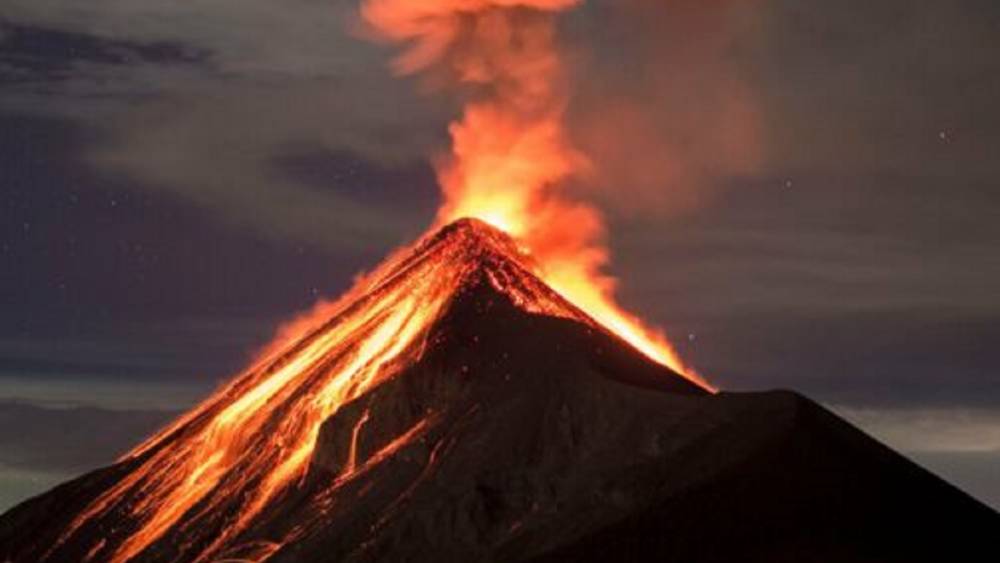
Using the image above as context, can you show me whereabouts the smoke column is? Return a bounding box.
[361,0,705,381]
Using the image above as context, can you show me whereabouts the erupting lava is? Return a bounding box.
[362,0,700,380]
[37,2,709,562]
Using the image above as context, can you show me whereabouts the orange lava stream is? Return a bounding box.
[60,238,482,562]
[56,222,619,562]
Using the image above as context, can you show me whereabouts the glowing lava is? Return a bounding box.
[46,219,705,562]
[362,0,702,382]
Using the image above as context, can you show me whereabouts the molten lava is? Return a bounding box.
[361,0,698,381]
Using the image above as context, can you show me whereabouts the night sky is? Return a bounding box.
[1,1,998,511]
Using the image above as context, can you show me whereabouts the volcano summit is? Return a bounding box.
[1,219,996,562]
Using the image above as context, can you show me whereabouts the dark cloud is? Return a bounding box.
[0,6,449,249]
[0,113,383,323]
[84,78,445,249]
[0,1,367,75]
[613,174,1000,320]
[0,20,204,80]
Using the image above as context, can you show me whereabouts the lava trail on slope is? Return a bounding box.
[0,219,703,562]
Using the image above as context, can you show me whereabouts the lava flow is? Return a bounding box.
[43,218,705,562]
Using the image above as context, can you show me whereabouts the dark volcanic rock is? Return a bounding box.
[1,220,997,562]
[259,281,997,563]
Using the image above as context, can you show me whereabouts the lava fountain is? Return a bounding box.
[362,0,701,379]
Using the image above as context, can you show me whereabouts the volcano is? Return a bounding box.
[1,218,996,562]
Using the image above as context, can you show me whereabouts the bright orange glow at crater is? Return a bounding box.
[365,0,706,383]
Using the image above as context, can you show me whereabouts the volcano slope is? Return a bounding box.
[1,219,997,562]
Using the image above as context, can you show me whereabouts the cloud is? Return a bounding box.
[613,175,1000,321]
[0,1,369,76]
[86,75,445,248]
[836,403,1000,510]
[836,406,1000,453]
[1,1,453,248]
